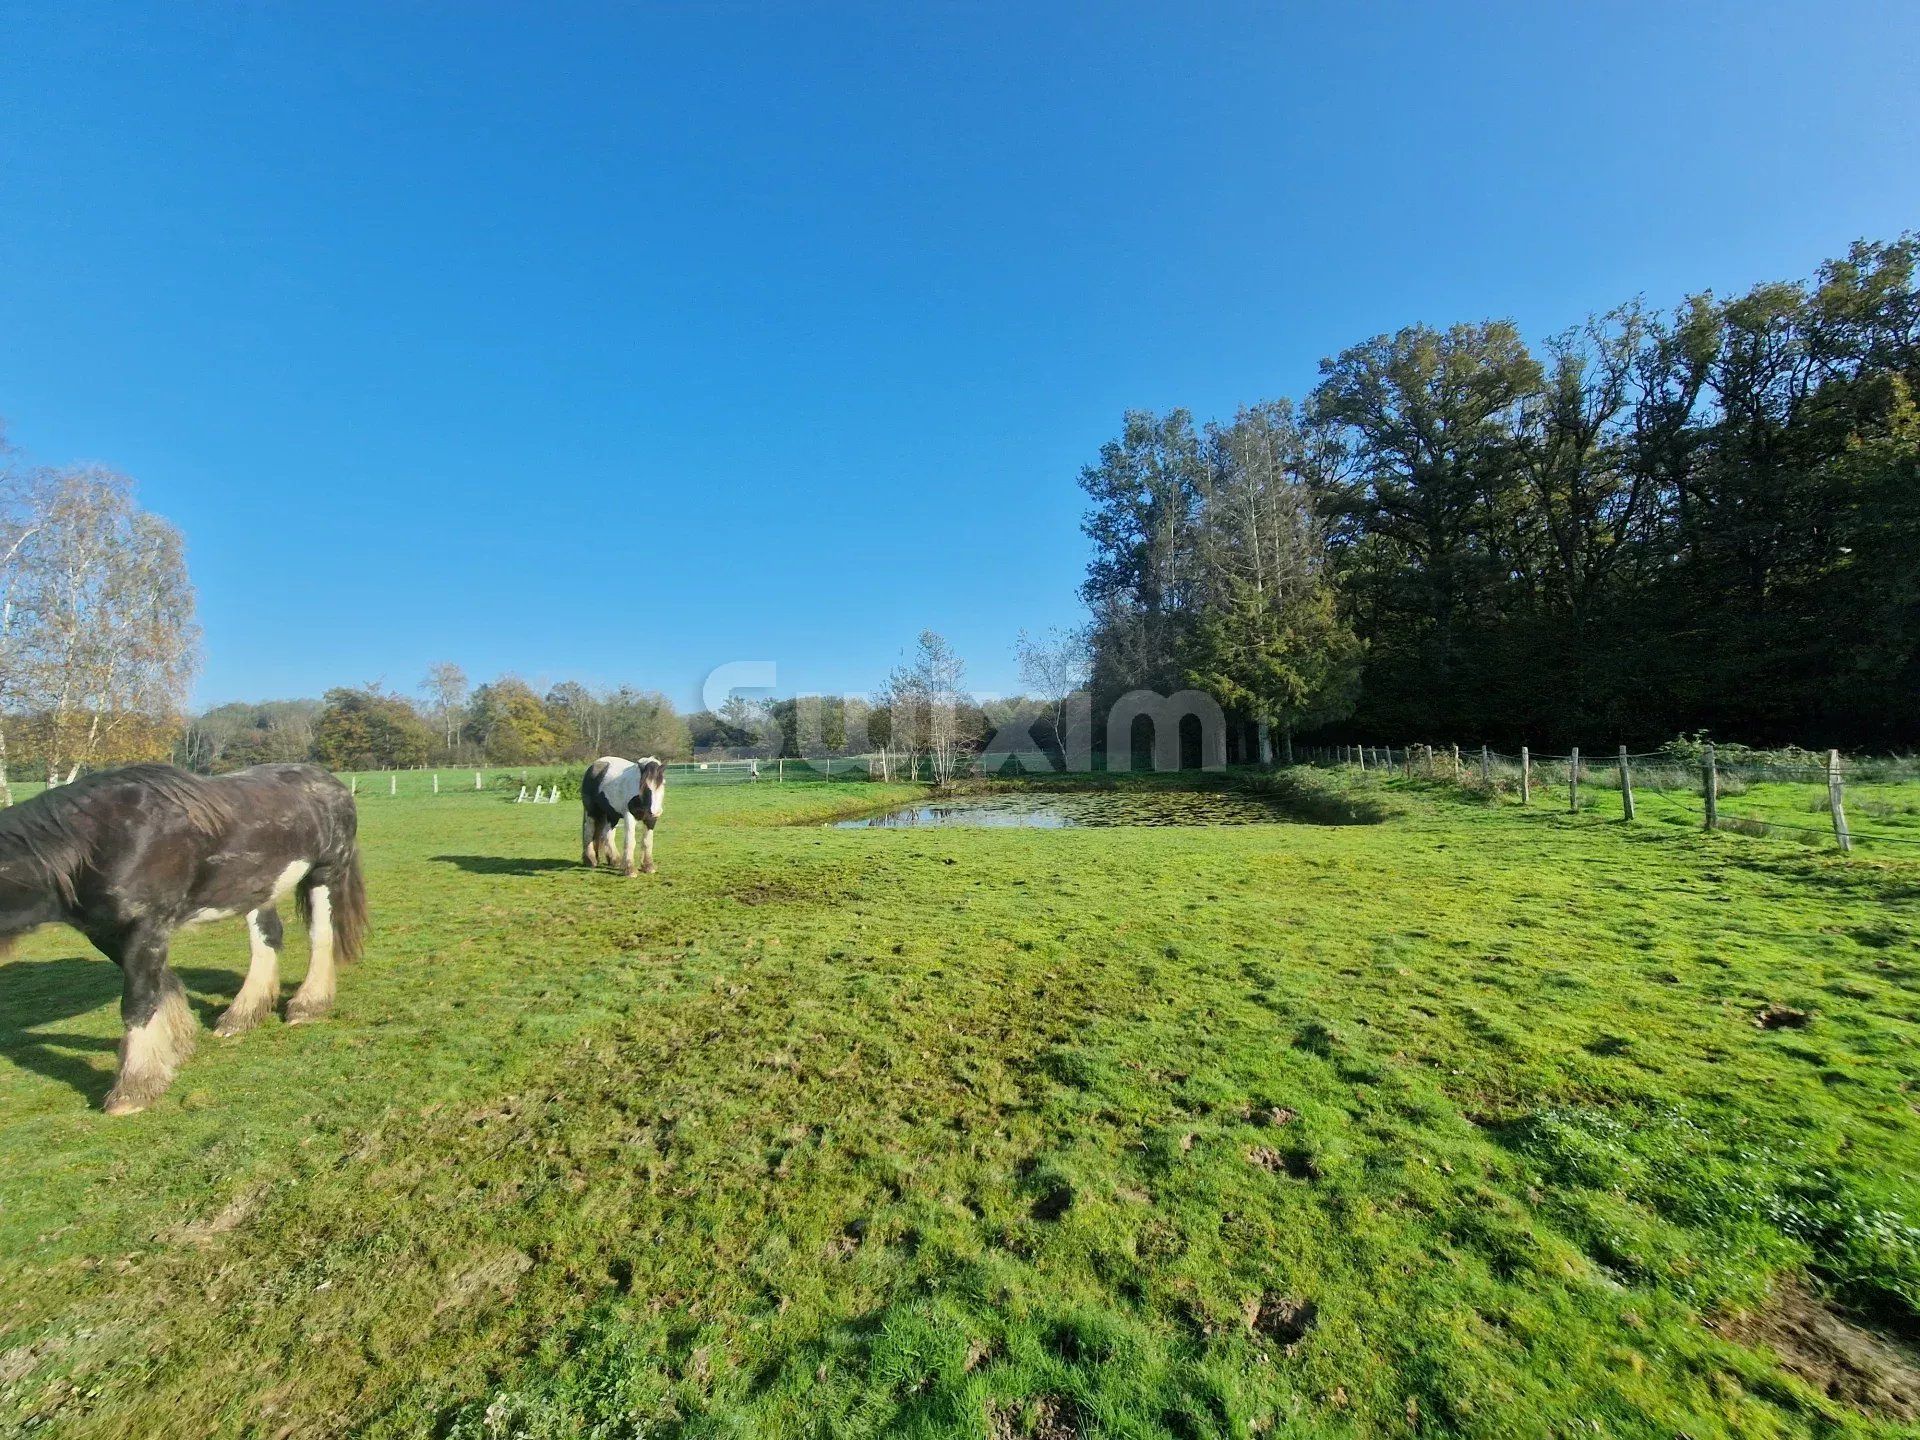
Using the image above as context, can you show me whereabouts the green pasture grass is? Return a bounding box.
[3,771,1919,1437]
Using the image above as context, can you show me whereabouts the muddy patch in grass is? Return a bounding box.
[725,875,863,907]
[1755,1002,1812,1030]
[1719,1279,1920,1421]
[1247,1145,1319,1180]
[1245,1293,1318,1346]
[989,1394,1079,1440]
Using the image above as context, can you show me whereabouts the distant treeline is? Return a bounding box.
[177,677,704,774]
[1081,235,1920,750]
[173,669,1009,774]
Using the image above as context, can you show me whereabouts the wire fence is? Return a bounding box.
[325,755,898,801]
[1295,741,1920,854]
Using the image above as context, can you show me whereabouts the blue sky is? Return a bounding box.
[2,2,1915,710]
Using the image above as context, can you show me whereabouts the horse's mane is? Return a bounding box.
[0,764,236,903]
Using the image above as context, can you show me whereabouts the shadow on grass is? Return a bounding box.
[0,956,247,1105]
[432,854,585,876]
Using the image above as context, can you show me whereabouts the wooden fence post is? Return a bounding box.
[1480,745,1491,784]
[1404,745,1413,780]
[1703,743,1718,832]
[1569,746,1580,813]
[1828,749,1852,853]
[1452,744,1461,782]
[1618,745,1634,821]
[475,771,482,790]
[389,774,397,797]
[432,773,439,794]
[1520,746,1531,804]
[350,775,357,796]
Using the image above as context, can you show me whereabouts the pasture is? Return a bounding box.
[2,769,1919,1438]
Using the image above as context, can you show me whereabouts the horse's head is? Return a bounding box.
[626,761,666,823]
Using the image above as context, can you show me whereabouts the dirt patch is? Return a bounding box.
[1247,1146,1318,1180]
[1755,1003,1812,1030]
[988,1394,1079,1440]
[1244,1293,1317,1346]
[0,1335,68,1385]
[1719,1279,1920,1420]
[729,876,860,907]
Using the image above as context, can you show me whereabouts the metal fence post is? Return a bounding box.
[1520,746,1530,804]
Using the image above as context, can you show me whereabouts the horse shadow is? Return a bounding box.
[432,854,582,876]
[0,955,244,1106]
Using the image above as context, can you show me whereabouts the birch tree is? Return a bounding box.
[885,631,972,785]
[0,446,51,803]
[421,661,470,755]
[13,468,198,783]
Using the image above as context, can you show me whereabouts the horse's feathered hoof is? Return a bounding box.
[284,996,333,1026]
[214,994,277,1038]
[101,1090,149,1116]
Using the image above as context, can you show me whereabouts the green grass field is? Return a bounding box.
[3,770,1919,1437]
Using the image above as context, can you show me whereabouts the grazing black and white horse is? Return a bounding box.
[0,762,367,1115]
[581,755,666,875]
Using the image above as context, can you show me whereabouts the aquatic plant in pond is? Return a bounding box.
[837,788,1315,828]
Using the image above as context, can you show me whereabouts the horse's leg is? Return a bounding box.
[581,811,598,867]
[597,821,617,868]
[215,906,283,1038]
[640,818,657,875]
[286,883,336,1025]
[622,813,638,876]
[103,927,197,1116]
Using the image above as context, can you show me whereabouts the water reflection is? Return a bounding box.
[833,791,1294,829]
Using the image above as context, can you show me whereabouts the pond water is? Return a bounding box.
[832,789,1296,829]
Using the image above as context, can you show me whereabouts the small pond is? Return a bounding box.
[833,790,1297,829]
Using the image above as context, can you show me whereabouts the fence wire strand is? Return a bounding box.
[1314,742,1920,854]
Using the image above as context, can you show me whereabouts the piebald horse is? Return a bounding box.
[581,755,666,875]
[0,763,367,1114]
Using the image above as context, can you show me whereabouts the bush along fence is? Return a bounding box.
[1297,742,1920,854]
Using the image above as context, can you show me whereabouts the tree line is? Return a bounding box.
[184,632,1001,777]
[184,672,696,774]
[1080,235,1920,751]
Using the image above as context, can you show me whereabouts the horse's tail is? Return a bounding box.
[299,844,369,963]
[326,844,369,963]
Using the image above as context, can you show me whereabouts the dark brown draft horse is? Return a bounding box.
[0,762,366,1114]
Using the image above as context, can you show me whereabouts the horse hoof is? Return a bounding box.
[102,1091,148,1117]
[284,1001,331,1026]
[214,1005,268,1039]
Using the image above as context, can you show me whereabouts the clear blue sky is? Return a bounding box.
[2,2,1915,710]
